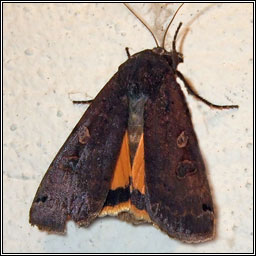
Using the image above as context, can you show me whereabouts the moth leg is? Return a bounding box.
[125,47,131,58]
[72,99,94,104]
[176,70,239,109]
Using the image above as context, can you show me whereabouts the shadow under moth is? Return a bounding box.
[29,4,238,243]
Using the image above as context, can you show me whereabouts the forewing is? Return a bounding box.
[30,73,128,232]
[144,73,215,243]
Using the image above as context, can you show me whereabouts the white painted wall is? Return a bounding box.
[3,3,253,253]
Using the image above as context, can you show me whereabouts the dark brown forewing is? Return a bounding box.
[30,72,128,232]
[144,73,215,243]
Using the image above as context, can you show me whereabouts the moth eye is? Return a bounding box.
[35,195,48,203]
[202,203,213,212]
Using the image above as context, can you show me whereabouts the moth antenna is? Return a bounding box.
[162,3,184,49]
[124,3,159,47]
[172,22,183,52]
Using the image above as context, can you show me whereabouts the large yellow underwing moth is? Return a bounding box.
[29,3,238,243]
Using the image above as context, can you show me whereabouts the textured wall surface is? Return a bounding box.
[3,3,253,253]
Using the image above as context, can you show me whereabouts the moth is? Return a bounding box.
[29,4,238,243]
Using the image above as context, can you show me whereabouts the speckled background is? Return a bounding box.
[3,3,253,253]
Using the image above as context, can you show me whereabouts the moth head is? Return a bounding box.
[124,3,184,71]
[152,47,184,71]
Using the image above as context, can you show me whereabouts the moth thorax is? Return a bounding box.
[127,93,148,165]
